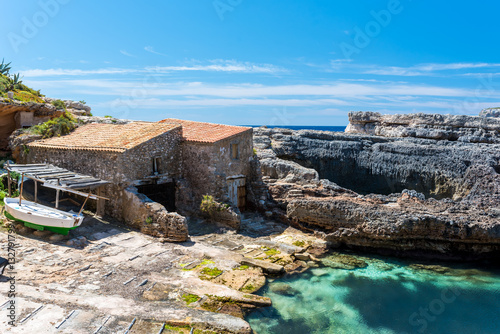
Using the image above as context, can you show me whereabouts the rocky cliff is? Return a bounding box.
[252,113,500,260]
[346,111,500,143]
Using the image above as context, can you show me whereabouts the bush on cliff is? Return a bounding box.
[30,112,78,138]
[51,99,67,111]
[200,195,230,216]
[0,60,44,100]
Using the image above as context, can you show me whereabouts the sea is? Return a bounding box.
[244,125,347,132]
[243,123,499,334]
[246,251,500,334]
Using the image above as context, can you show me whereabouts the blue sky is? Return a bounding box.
[2,0,500,125]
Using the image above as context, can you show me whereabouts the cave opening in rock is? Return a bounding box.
[137,182,176,212]
[288,157,456,199]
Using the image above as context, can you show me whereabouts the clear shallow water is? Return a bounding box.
[246,252,500,334]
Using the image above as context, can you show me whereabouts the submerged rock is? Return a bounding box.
[321,253,369,270]
[269,282,299,296]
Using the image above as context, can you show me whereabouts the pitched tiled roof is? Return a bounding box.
[28,122,180,152]
[158,118,252,144]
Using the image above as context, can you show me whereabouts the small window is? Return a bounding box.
[231,143,239,160]
[152,157,161,174]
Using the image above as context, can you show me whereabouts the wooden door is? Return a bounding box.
[237,186,246,210]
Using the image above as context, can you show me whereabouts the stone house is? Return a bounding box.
[24,122,188,241]
[158,119,253,212]
[18,118,253,239]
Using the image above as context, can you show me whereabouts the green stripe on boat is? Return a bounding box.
[5,212,78,235]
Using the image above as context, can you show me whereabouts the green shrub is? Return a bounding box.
[200,195,230,216]
[13,90,44,103]
[51,99,66,111]
[0,75,10,93]
[182,293,200,305]
[79,100,86,104]
[31,112,77,138]
[0,190,6,204]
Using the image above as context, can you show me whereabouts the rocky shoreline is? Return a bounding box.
[251,111,500,260]
[1,110,499,333]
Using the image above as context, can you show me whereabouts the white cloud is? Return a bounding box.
[27,79,482,98]
[120,50,136,58]
[147,60,286,74]
[20,60,287,78]
[364,63,500,76]
[329,61,500,77]
[20,68,141,77]
[144,46,168,57]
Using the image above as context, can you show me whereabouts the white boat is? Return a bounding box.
[4,197,84,235]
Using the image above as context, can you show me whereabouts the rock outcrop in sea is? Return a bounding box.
[251,111,500,260]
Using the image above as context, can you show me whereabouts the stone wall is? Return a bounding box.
[346,111,500,143]
[122,186,188,242]
[177,130,253,213]
[122,126,182,182]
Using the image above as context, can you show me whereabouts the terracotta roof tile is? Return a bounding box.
[28,122,180,152]
[158,118,251,143]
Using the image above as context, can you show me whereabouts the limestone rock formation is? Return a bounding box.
[42,97,92,116]
[252,116,500,259]
[480,108,500,118]
[346,111,500,143]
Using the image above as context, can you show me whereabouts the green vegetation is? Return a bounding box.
[145,216,153,225]
[0,172,21,205]
[13,90,44,103]
[30,112,78,139]
[51,99,66,111]
[79,100,86,104]
[0,59,12,75]
[181,293,200,305]
[162,324,216,334]
[104,115,113,118]
[0,61,44,102]
[200,195,230,217]
[293,240,306,247]
[253,148,257,156]
[240,284,256,292]
[200,259,215,265]
[234,264,249,270]
[262,247,280,256]
[200,267,223,278]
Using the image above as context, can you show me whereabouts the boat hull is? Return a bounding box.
[4,198,84,235]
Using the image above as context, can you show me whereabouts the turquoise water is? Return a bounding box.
[246,252,500,334]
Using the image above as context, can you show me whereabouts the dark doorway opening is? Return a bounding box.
[137,182,176,212]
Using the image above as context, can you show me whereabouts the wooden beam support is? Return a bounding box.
[7,170,11,197]
[19,173,24,206]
